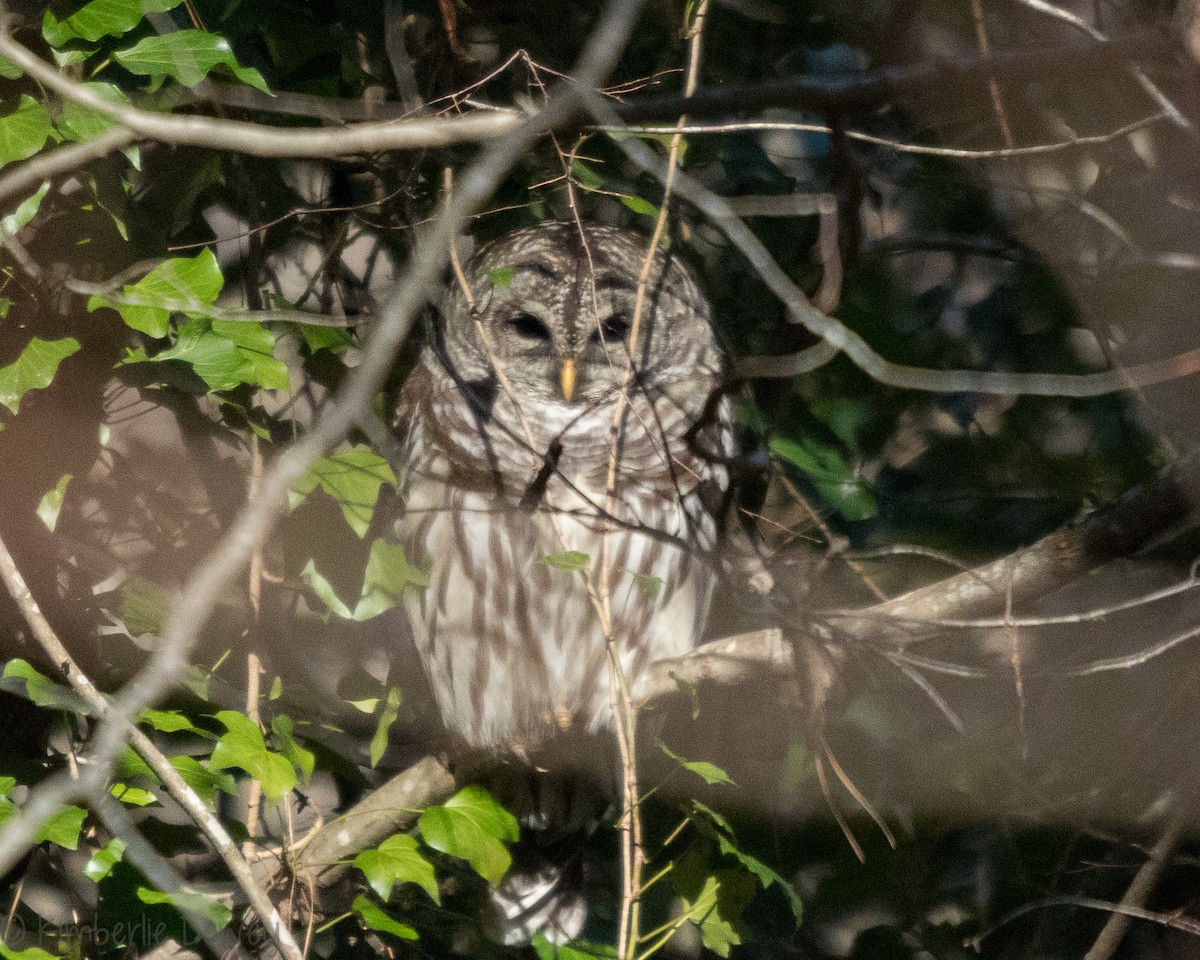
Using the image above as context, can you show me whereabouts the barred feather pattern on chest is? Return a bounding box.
[394,223,734,753]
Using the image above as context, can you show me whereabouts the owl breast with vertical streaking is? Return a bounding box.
[393,222,733,754]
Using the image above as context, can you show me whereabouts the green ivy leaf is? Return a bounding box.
[84,837,126,882]
[111,783,157,806]
[128,317,289,392]
[370,687,402,768]
[89,248,223,338]
[532,935,617,959]
[0,57,21,80]
[290,447,396,538]
[299,323,354,354]
[0,337,80,414]
[417,786,519,885]
[770,436,877,521]
[57,82,132,141]
[303,540,426,623]
[661,742,735,786]
[209,710,296,801]
[36,805,88,849]
[0,936,61,960]
[138,708,212,736]
[36,473,72,532]
[692,800,803,926]
[0,659,93,713]
[1,182,49,241]
[299,559,354,620]
[539,550,590,572]
[620,194,657,217]
[43,0,186,45]
[355,833,440,904]
[137,887,232,931]
[0,97,53,168]
[171,756,237,805]
[0,777,15,798]
[352,895,418,941]
[671,847,755,958]
[633,572,663,600]
[270,715,314,784]
[357,540,428,619]
[114,30,270,93]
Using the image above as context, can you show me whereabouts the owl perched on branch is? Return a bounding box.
[393,221,733,940]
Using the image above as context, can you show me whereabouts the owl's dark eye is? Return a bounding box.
[590,312,630,343]
[507,313,552,341]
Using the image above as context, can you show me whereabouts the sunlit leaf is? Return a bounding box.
[370,687,402,768]
[488,267,514,287]
[355,833,440,904]
[36,474,72,532]
[0,97,53,168]
[171,755,237,805]
[661,742,735,786]
[84,838,126,882]
[43,0,186,45]
[290,447,396,537]
[0,337,80,414]
[1,182,49,241]
[1,659,93,713]
[137,887,232,931]
[270,715,315,784]
[111,783,157,806]
[539,551,590,572]
[209,710,296,801]
[57,82,132,141]
[36,805,87,849]
[418,786,519,885]
[89,248,223,338]
[114,30,270,93]
[352,895,418,941]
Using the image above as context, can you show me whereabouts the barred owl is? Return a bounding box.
[393,222,732,940]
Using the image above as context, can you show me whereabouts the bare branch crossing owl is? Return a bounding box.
[392,222,733,939]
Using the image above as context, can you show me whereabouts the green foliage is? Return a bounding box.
[0,796,87,850]
[1,183,48,240]
[89,248,224,338]
[290,448,397,537]
[123,317,290,392]
[112,31,270,93]
[208,710,297,801]
[369,687,403,768]
[354,833,440,904]
[302,539,427,621]
[417,786,520,885]
[539,550,591,571]
[0,97,54,168]
[57,83,133,141]
[660,742,735,786]
[42,0,185,45]
[0,338,80,415]
[0,660,93,713]
[136,887,232,931]
[36,474,72,532]
[351,895,418,941]
[84,838,126,882]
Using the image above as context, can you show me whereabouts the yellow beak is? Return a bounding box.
[560,358,577,402]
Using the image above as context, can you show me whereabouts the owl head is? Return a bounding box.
[437,223,719,411]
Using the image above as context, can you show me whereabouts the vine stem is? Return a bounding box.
[603,3,710,956]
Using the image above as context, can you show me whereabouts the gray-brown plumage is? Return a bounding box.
[394,222,733,756]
